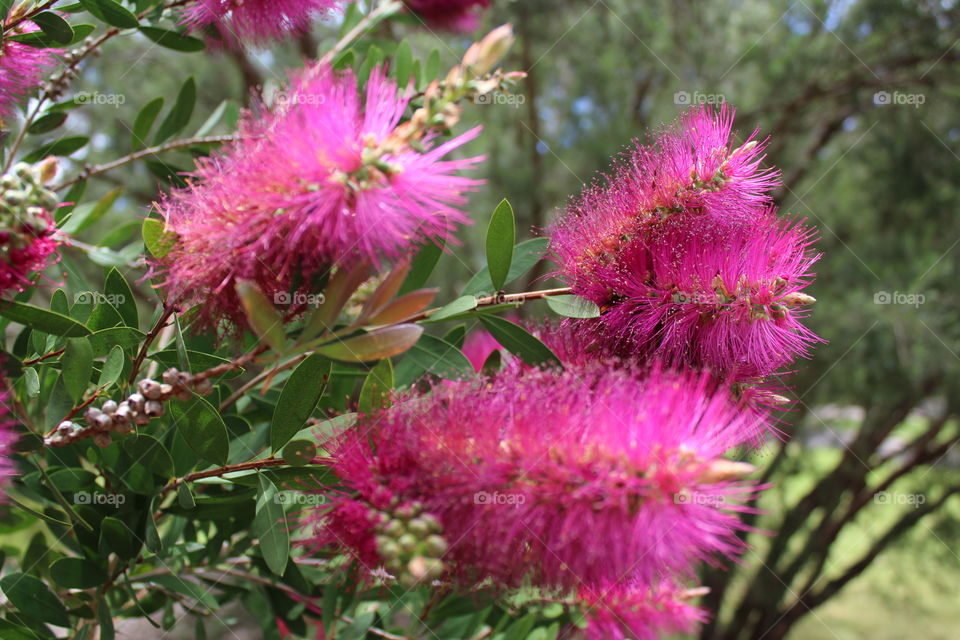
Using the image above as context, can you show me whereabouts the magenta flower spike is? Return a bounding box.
[302,364,764,595]
[158,65,483,331]
[0,23,58,119]
[182,0,342,46]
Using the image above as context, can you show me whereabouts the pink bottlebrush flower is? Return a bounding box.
[0,209,60,294]
[578,213,822,380]
[182,0,341,46]
[404,0,491,31]
[575,582,707,640]
[158,65,483,332]
[549,104,779,296]
[1,160,62,293]
[0,22,58,118]
[303,364,764,592]
[0,387,18,500]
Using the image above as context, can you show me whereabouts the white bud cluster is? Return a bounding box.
[47,368,214,447]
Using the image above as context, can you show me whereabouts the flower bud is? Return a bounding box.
[144,400,164,418]
[138,379,163,400]
[101,400,118,414]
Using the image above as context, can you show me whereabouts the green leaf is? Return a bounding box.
[236,280,286,353]
[144,496,162,552]
[99,516,138,560]
[394,40,414,86]
[270,354,331,452]
[98,595,115,640]
[282,439,317,467]
[0,301,91,337]
[59,187,122,234]
[421,295,478,323]
[78,0,138,28]
[132,97,164,150]
[0,573,70,627]
[22,136,88,162]
[61,337,93,402]
[122,434,174,477]
[141,217,177,258]
[315,324,423,363]
[105,268,138,327]
[31,11,74,44]
[97,345,125,388]
[545,294,601,319]
[478,315,561,368]
[28,111,68,134]
[50,557,107,589]
[153,76,196,143]
[358,358,394,415]
[146,575,217,610]
[177,483,195,509]
[405,334,474,380]
[254,474,289,576]
[137,26,205,52]
[168,396,229,466]
[485,199,516,291]
[463,237,550,296]
[399,239,444,296]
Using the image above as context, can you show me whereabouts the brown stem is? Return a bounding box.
[23,348,65,366]
[56,135,239,191]
[128,304,176,384]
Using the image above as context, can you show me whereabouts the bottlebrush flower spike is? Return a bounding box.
[302,364,764,593]
[0,160,62,294]
[182,0,341,46]
[579,214,822,380]
[404,0,491,31]
[157,65,483,332]
[549,104,779,293]
[0,23,59,119]
[575,582,707,640]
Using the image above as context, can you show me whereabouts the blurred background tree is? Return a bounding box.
[38,0,960,637]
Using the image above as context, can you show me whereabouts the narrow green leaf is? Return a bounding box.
[462,237,550,296]
[153,77,196,144]
[50,557,107,589]
[485,199,516,291]
[315,324,423,363]
[399,238,444,296]
[421,295,477,323]
[137,26,205,52]
[99,516,138,560]
[78,0,138,29]
[168,396,229,466]
[478,315,561,368]
[0,573,70,627]
[0,300,91,337]
[270,354,331,452]
[132,97,164,150]
[141,217,177,258]
[31,12,74,44]
[61,337,93,402]
[545,294,601,319]
[254,474,289,576]
[104,268,138,328]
